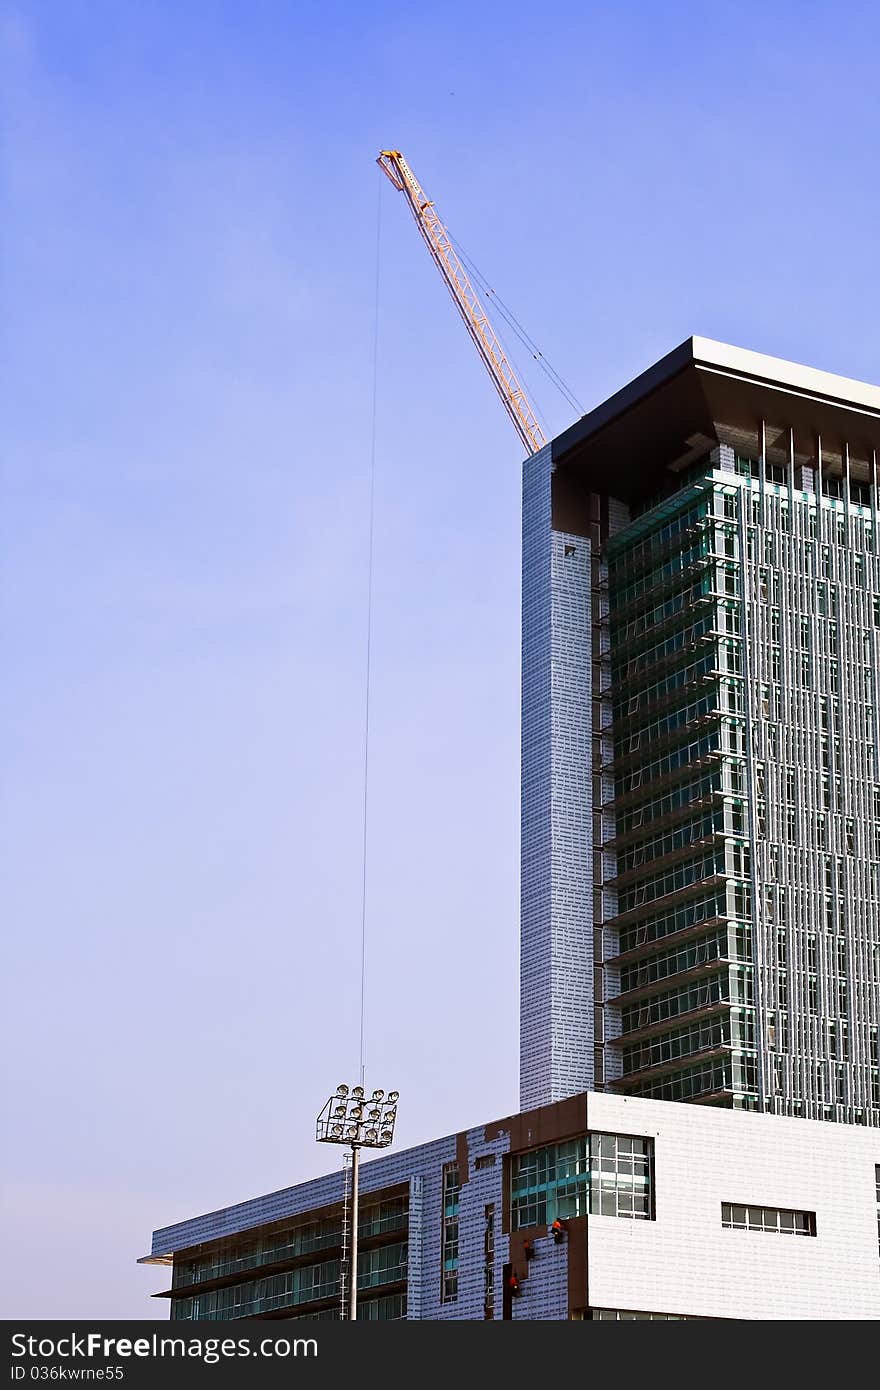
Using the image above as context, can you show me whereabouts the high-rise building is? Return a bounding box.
[521,337,880,1125]
[142,338,880,1319]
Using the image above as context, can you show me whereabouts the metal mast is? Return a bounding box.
[376,150,547,457]
[316,1083,400,1321]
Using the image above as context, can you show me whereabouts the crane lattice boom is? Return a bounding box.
[376,150,547,457]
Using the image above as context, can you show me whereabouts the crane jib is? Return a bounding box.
[376,148,547,457]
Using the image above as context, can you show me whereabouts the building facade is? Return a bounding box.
[521,338,880,1124]
[141,1092,880,1320]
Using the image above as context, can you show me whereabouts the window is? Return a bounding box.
[509,1134,653,1229]
[484,1204,495,1318]
[851,479,872,507]
[474,1154,496,1170]
[875,1166,880,1258]
[636,1053,756,1103]
[590,1134,653,1219]
[619,926,750,994]
[590,1308,697,1320]
[808,975,818,1015]
[622,1010,753,1076]
[721,1202,815,1236]
[172,1198,407,1290]
[440,1163,460,1303]
[169,1243,409,1321]
[358,1243,409,1290]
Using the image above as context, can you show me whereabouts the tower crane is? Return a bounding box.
[376,150,547,457]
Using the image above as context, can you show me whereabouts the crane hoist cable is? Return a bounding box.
[446,232,584,418]
[377,149,555,456]
[357,176,382,1087]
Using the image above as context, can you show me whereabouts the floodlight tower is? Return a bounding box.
[316,1083,400,1320]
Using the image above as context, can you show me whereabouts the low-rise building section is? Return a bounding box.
[142,1093,880,1321]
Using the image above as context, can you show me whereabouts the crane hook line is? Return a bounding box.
[359,174,382,1088]
[448,232,585,416]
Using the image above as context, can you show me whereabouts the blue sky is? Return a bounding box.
[2,0,878,1317]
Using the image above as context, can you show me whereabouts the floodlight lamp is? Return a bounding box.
[347,1126,359,1139]
[380,1129,393,1143]
[368,1108,381,1120]
[350,1106,363,1120]
[365,1128,378,1142]
[352,1086,365,1098]
[331,1124,343,1137]
[333,1105,346,1118]
[371,1089,384,1101]
[387,1091,399,1102]
[336,1084,349,1097]
[384,1108,397,1123]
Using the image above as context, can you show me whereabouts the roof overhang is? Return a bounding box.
[551,337,880,504]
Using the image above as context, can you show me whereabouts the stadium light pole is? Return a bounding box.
[316,1084,400,1321]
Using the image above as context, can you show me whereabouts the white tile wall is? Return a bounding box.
[586,1093,880,1320]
